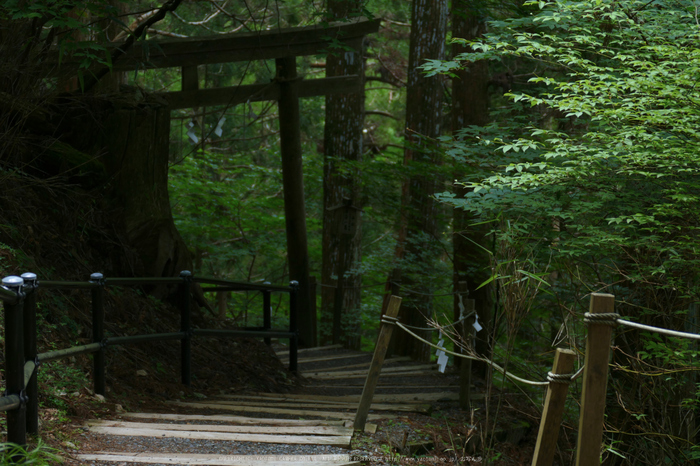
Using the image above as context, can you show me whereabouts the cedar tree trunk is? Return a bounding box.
[388,0,448,362]
[321,1,365,348]
[72,92,193,283]
[451,0,494,378]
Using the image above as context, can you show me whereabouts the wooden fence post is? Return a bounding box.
[576,293,615,466]
[459,298,475,411]
[532,348,576,466]
[354,296,402,431]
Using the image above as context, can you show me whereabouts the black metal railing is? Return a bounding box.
[0,271,299,453]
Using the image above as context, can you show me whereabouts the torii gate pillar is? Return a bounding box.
[276,56,315,347]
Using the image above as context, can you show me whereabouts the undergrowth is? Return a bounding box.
[0,442,60,465]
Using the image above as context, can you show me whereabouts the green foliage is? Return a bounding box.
[0,442,60,465]
[39,361,89,413]
[432,0,700,462]
[436,0,700,299]
[169,146,290,283]
[168,92,325,322]
[1,0,116,71]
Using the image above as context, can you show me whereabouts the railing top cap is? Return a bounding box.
[2,276,23,287]
[20,272,37,280]
[90,273,104,280]
[180,270,192,277]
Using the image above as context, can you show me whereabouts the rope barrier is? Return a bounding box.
[584,312,700,341]
[392,321,550,386]
[571,365,585,381]
[398,313,473,332]
[617,318,700,341]
[382,296,700,390]
[393,293,476,332]
[380,315,399,325]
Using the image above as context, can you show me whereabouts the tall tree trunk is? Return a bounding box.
[388,0,448,362]
[321,1,365,349]
[66,92,193,286]
[451,0,494,378]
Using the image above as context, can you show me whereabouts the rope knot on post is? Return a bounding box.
[583,312,620,326]
[380,315,399,325]
[546,371,574,384]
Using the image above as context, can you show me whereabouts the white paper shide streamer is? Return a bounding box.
[473,313,483,332]
[186,121,199,144]
[214,116,226,137]
[436,332,448,373]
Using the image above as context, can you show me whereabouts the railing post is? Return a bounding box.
[576,293,615,466]
[3,276,26,447]
[263,286,272,347]
[90,273,106,396]
[289,280,299,374]
[21,273,38,436]
[354,295,402,431]
[532,348,576,466]
[180,270,193,386]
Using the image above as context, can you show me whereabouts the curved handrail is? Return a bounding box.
[0,285,19,303]
[195,276,290,292]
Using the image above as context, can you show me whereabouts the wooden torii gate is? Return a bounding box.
[109,18,380,347]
